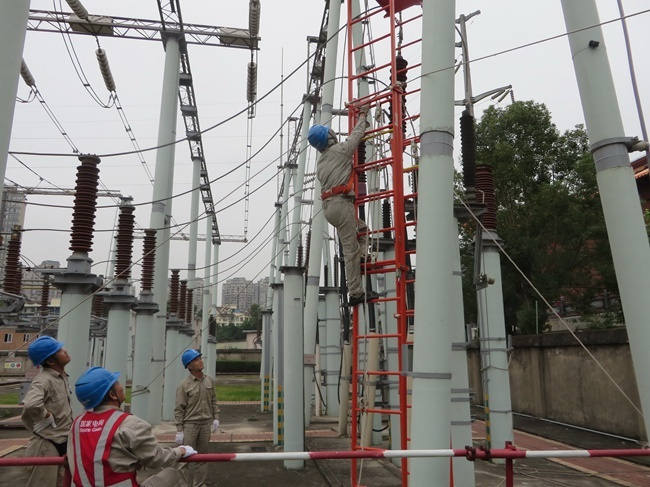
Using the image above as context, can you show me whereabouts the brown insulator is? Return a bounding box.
[40,278,50,317]
[395,54,409,84]
[169,269,180,315]
[333,254,340,288]
[92,293,105,318]
[460,110,477,200]
[179,280,188,322]
[357,141,366,165]
[382,200,393,239]
[114,202,135,280]
[297,236,303,267]
[475,164,498,231]
[3,227,23,295]
[140,229,156,292]
[186,288,194,325]
[69,155,100,253]
[304,229,311,272]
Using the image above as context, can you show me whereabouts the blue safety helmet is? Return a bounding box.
[308,125,329,152]
[75,366,120,410]
[28,336,64,366]
[182,349,202,368]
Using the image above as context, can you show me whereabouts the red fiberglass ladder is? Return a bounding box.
[346,1,422,486]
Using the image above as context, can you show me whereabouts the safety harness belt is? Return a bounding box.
[321,168,355,201]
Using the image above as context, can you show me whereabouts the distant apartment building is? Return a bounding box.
[0,188,27,283]
[221,276,269,312]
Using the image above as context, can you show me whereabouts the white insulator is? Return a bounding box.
[246,62,257,103]
[20,60,36,87]
[249,0,261,38]
[65,0,89,20]
[95,48,116,92]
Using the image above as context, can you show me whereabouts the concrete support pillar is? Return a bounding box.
[147,36,181,424]
[561,0,650,442]
[104,280,136,386]
[323,287,340,418]
[272,283,284,445]
[282,267,305,469]
[302,0,343,428]
[0,0,30,200]
[131,295,158,420]
[410,0,456,483]
[260,310,272,412]
[451,213,476,486]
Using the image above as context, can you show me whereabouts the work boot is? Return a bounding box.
[349,290,380,306]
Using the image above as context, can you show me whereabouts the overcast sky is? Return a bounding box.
[7,0,650,302]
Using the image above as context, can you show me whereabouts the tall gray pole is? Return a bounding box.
[561,0,650,440]
[0,0,30,201]
[450,212,476,486]
[477,229,513,453]
[207,239,219,379]
[410,0,456,483]
[187,155,202,322]
[288,100,313,264]
[146,36,181,423]
[282,266,305,469]
[201,216,212,359]
[290,98,314,422]
[302,0,343,428]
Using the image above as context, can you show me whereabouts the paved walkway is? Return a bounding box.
[472,421,650,487]
[2,403,650,486]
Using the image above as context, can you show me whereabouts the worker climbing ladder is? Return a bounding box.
[345,1,423,486]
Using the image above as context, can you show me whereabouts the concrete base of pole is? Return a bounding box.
[52,252,102,415]
[323,287,341,419]
[206,336,217,379]
[281,266,305,469]
[338,343,351,436]
[104,283,137,385]
[271,284,284,446]
[162,320,183,421]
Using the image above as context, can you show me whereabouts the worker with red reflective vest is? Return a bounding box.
[67,367,197,487]
[308,103,378,307]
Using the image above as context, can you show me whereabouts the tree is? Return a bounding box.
[462,101,620,334]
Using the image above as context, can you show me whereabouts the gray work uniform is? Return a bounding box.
[175,374,219,487]
[21,367,73,487]
[317,114,370,298]
[66,405,184,487]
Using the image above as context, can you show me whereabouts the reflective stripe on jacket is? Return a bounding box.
[71,409,138,487]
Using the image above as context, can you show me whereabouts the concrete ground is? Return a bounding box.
[1,385,649,486]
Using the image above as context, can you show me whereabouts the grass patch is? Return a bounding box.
[0,393,19,405]
[0,383,259,404]
[216,383,260,402]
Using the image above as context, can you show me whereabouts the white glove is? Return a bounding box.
[359,103,370,117]
[33,413,56,433]
[175,431,184,445]
[181,445,197,458]
[211,419,220,433]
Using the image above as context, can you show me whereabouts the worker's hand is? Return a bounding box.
[211,419,220,433]
[33,412,56,433]
[175,431,184,445]
[359,104,370,117]
[181,445,198,458]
